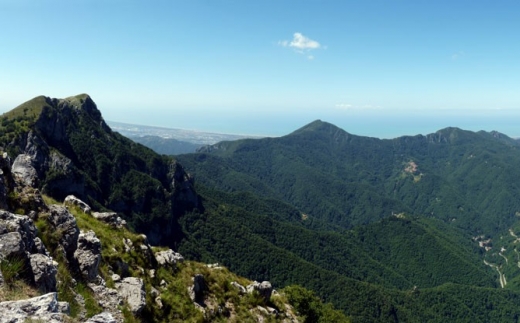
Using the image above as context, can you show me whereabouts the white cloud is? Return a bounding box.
[279,32,322,57]
[335,103,353,109]
[451,51,465,60]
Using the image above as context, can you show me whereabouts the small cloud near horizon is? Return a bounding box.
[279,32,322,59]
[451,51,465,60]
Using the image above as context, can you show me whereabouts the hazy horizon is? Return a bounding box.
[2,1,519,140]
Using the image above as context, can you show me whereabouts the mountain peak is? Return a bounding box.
[290,119,347,135]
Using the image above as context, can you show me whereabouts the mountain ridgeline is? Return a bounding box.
[3,95,520,322]
[0,94,198,246]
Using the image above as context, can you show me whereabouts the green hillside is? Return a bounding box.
[3,96,520,321]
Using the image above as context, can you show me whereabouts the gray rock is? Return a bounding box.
[92,212,126,228]
[0,292,69,323]
[0,266,4,286]
[33,237,49,255]
[86,312,118,323]
[89,284,123,320]
[64,195,91,214]
[74,230,101,282]
[116,277,146,315]
[231,281,246,294]
[30,253,58,293]
[12,154,38,187]
[0,210,38,253]
[0,231,25,258]
[247,281,273,302]
[154,249,184,267]
[47,205,79,258]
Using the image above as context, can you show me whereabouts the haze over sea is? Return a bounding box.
[113,108,520,139]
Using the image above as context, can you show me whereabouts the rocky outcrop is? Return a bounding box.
[47,205,79,258]
[247,281,273,303]
[0,210,38,254]
[116,277,146,315]
[86,312,118,323]
[92,212,126,228]
[74,230,101,282]
[154,249,184,267]
[64,195,91,214]
[0,292,69,323]
[29,253,58,293]
[189,274,206,303]
[0,231,25,258]
[12,154,38,187]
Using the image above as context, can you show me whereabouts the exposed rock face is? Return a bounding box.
[92,212,126,228]
[88,284,124,322]
[64,195,91,214]
[74,230,101,282]
[189,274,206,303]
[0,231,25,258]
[0,292,69,323]
[116,277,146,315]
[0,210,38,254]
[154,249,184,267]
[30,253,58,293]
[47,205,79,258]
[247,281,273,303]
[12,154,39,187]
[86,312,118,323]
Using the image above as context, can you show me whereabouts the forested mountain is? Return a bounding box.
[178,120,520,237]
[3,96,520,322]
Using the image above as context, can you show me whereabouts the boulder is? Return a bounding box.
[247,281,273,303]
[64,195,91,214]
[47,205,79,258]
[74,230,101,282]
[30,253,58,293]
[11,154,38,187]
[0,210,38,253]
[0,231,25,258]
[0,292,69,323]
[154,249,184,267]
[116,277,146,315]
[92,212,126,228]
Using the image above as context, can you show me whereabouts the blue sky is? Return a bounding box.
[1,0,520,138]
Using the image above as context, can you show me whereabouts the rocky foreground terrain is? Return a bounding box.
[0,151,301,322]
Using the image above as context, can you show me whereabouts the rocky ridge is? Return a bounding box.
[0,150,300,322]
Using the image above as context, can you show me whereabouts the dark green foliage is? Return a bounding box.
[177,121,520,237]
[284,285,350,323]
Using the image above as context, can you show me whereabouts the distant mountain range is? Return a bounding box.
[4,95,520,322]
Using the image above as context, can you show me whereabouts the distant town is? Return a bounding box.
[107,121,263,146]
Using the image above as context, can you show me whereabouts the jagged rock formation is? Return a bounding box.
[154,248,184,267]
[30,253,58,293]
[0,292,69,323]
[2,94,199,247]
[116,277,146,315]
[74,230,101,282]
[92,211,126,228]
[64,195,91,214]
